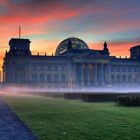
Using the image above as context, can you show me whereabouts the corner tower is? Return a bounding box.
[8,38,31,56]
[130,45,140,60]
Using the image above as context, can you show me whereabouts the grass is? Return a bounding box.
[4,95,140,140]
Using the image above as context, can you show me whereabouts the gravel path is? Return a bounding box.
[0,98,38,140]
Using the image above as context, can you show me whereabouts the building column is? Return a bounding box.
[101,64,104,84]
[94,63,97,85]
[108,65,111,84]
[81,64,84,86]
[92,64,94,84]
[89,64,93,85]
[87,64,91,86]
[72,64,77,87]
[126,66,129,82]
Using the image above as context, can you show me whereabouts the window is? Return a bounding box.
[122,75,126,82]
[54,74,59,82]
[116,66,120,72]
[32,64,37,71]
[61,74,65,82]
[47,65,51,71]
[129,67,131,72]
[47,74,51,82]
[61,65,65,71]
[111,75,114,82]
[54,65,58,71]
[111,66,114,72]
[40,65,44,71]
[132,74,136,81]
[40,73,45,82]
[122,67,125,72]
[116,75,120,82]
[133,67,137,72]
[128,75,132,81]
[32,73,37,82]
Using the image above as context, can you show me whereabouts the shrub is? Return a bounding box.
[117,96,140,106]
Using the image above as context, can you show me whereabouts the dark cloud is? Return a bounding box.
[0,6,7,14]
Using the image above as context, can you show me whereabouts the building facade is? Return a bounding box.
[2,37,140,88]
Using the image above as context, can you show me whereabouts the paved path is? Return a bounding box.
[0,97,38,140]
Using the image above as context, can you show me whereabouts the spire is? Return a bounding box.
[19,26,21,39]
[104,41,107,49]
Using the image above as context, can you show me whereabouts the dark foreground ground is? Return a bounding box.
[0,97,37,140]
[4,95,140,140]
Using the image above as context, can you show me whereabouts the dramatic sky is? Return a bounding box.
[0,0,140,68]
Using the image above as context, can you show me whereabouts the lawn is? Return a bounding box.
[4,95,140,140]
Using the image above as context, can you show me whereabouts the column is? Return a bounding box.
[73,64,76,87]
[126,65,129,82]
[89,64,93,85]
[120,65,122,83]
[92,64,94,84]
[94,63,97,85]
[108,65,111,84]
[81,64,84,86]
[101,64,104,84]
[87,64,90,86]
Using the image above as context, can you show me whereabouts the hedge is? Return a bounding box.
[117,96,140,106]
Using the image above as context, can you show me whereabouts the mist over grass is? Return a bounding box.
[1,84,140,97]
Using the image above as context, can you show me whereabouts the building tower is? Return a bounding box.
[7,38,31,56]
[130,45,140,60]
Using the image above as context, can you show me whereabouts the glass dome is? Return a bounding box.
[55,37,89,56]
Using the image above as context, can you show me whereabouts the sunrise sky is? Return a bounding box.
[0,0,140,68]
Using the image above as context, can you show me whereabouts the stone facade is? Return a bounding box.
[2,37,140,87]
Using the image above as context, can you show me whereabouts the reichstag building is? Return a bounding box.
[3,37,140,87]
